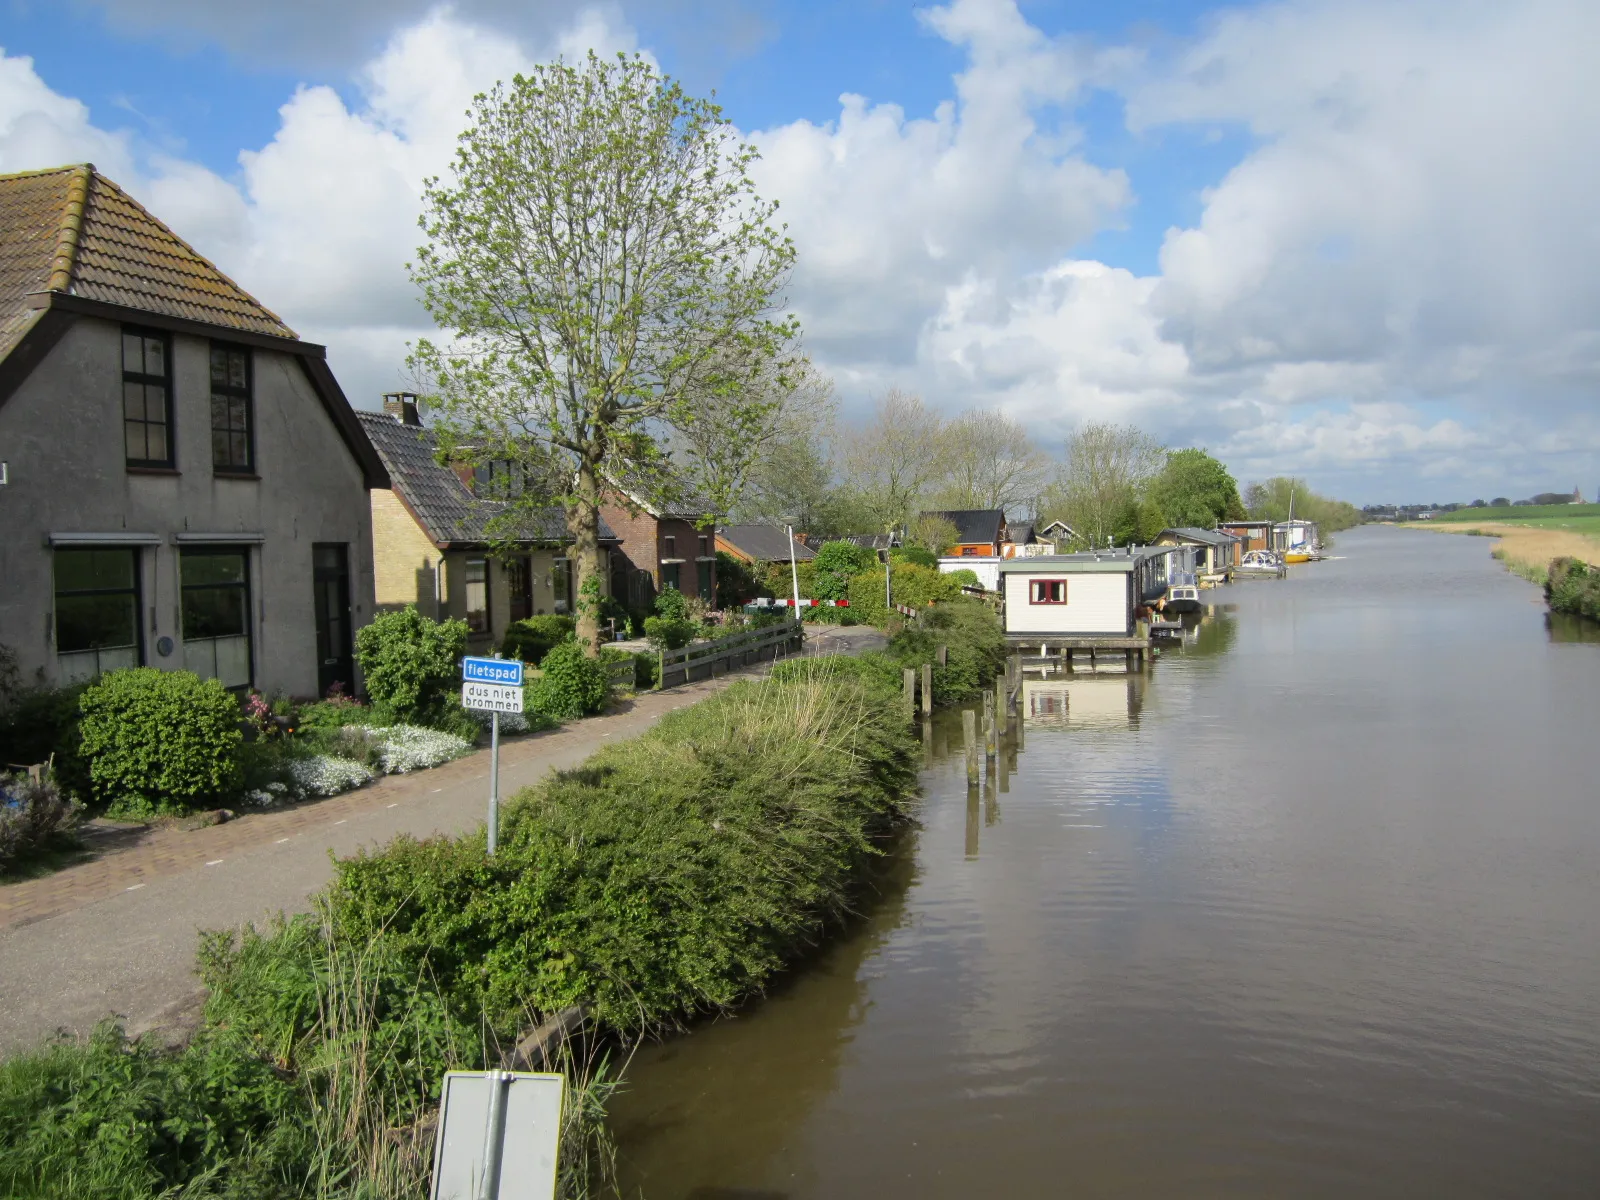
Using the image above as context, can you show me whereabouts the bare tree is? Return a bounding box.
[841,389,949,531]
[1040,422,1164,549]
[934,409,1050,514]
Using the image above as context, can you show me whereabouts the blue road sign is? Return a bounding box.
[462,656,523,687]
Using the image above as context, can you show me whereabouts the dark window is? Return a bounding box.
[54,548,142,681]
[465,558,490,633]
[472,460,523,498]
[1029,579,1068,605]
[697,559,713,602]
[698,535,710,558]
[551,558,572,615]
[209,344,254,473]
[182,548,252,688]
[123,328,173,468]
[663,535,676,558]
[661,562,681,592]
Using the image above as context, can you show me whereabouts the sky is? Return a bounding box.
[2,0,1597,505]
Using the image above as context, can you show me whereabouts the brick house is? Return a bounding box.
[0,164,386,698]
[599,480,718,612]
[358,395,622,652]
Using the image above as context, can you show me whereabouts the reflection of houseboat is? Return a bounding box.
[1022,675,1141,728]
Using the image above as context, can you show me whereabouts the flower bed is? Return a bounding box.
[365,725,473,774]
[286,754,375,799]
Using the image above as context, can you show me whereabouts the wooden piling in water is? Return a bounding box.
[994,676,1007,736]
[963,709,978,785]
[982,692,996,758]
[922,662,934,717]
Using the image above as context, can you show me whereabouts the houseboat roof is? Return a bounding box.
[998,547,1174,574]
[1159,526,1240,546]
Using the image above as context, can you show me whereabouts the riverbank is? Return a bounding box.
[1403,518,1600,582]
[0,630,917,1200]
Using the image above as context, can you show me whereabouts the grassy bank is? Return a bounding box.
[1406,518,1600,584]
[0,662,921,1199]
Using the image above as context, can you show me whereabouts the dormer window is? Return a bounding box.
[471,460,523,499]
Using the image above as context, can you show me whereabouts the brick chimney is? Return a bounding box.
[382,391,422,426]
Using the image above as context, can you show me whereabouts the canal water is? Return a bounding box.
[610,527,1600,1198]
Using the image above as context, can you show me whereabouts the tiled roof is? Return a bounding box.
[358,412,615,547]
[717,524,816,562]
[1161,526,1238,546]
[920,509,1005,546]
[0,164,295,363]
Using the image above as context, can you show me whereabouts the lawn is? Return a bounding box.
[1431,503,1600,525]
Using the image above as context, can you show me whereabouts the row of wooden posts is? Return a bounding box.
[901,653,1026,787]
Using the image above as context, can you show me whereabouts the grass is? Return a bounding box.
[1430,503,1600,523]
[1406,515,1600,583]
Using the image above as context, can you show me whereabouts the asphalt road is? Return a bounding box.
[0,626,883,1055]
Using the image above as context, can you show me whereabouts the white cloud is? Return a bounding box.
[5,0,1600,500]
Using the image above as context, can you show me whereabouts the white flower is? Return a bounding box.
[363,725,472,774]
[288,755,374,798]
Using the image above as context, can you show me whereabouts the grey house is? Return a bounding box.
[0,164,387,697]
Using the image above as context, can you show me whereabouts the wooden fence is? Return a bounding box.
[658,619,804,690]
[603,656,638,692]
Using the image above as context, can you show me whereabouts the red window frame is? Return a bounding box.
[1029,578,1068,604]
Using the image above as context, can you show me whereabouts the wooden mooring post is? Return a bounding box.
[982,692,996,758]
[994,675,1007,737]
[963,709,979,786]
[903,668,916,721]
[937,644,948,666]
[921,662,934,717]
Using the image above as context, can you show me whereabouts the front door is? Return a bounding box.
[506,555,533,623]
[313,543,353,698]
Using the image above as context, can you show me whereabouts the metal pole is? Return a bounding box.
[477,1069,509,1200]
[488,709,500,857]
[885,550,892,612]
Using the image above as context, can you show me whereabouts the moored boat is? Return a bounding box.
[1163,583,1202,613]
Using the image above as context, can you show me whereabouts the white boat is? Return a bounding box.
[1233,550,1286,579]
[1163,584,1202,613]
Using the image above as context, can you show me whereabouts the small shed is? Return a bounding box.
[1219,520,1273,553]
[998,549,1176,638]
[1155,527,1241,574]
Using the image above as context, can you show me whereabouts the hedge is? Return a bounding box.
[1546,556,1600,621]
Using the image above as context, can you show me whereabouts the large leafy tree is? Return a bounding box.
[1151,448,1246,528]
[1040,422,1164,548]
[410,52,798,651]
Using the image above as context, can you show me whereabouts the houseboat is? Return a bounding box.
[997,547,1177,641]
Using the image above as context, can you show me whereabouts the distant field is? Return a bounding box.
[1430,503,1600,523]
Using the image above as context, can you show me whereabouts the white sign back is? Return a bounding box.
[430,1070,563,1200]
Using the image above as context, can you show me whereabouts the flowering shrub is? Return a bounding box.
[287,755,373,799]
[366,726,472,774]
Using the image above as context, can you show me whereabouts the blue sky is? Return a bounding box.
[2,0,1597,503]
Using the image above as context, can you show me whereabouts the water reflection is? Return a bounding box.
[1546,610,1600,643]
[615,528,1600,1198]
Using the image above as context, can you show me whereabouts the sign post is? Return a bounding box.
[461,656,524,856]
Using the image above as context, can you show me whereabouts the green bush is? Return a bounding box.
[354,606,468,726]
[0,1020,308,1199]
[325,666,919,1033]
[945,567,981,588]
[530,641,609,720]
[889,545,939,568]
[0,684,91,803]
[293,696,379,731]
[812,540,878,599]
[631,650,660,689]
[846,561,962,625]
[77,669,243,817]
[502,615,576,665]
[642,615,695,651]
[654,587,689,620]
[1546,557,1600,621]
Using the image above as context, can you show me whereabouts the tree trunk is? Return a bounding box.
[570,458,606,656]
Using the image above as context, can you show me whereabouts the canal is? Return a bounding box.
[610,526,1600,1198]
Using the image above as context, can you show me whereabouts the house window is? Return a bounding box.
[182,548,253,688]
[699,535,710,558]
[664,534,676,558]
[472,460,523,498]
[551,558,571,615]
[465,558,490,633]
[1029,579,1068,604]
[210,344,254,473]
[661,562,681,592]
[123,327,174,468]
[54,548,142,682]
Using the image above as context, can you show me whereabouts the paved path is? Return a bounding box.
[0,627,882,1055]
